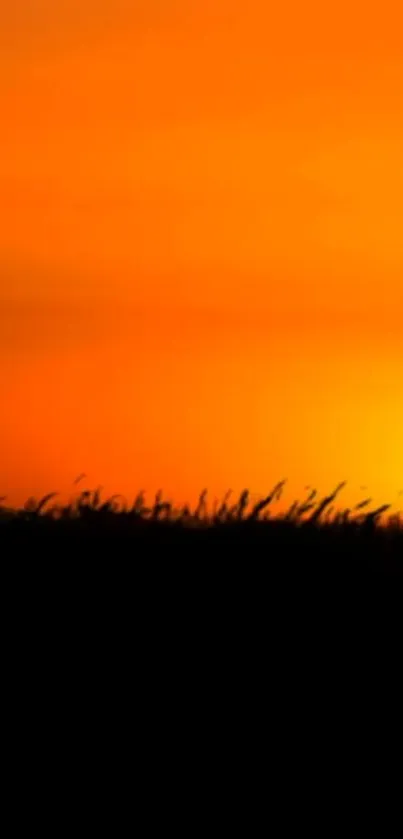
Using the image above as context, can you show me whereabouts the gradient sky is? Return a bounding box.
[2,1,403,508]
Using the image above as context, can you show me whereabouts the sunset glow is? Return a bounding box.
[2,1,403,509]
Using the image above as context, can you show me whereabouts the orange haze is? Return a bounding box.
[1,1,403,509]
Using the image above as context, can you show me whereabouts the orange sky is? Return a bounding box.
[1,1,403,509]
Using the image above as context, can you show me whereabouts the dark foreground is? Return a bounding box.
[3,506,402,635]
[2,487,402,765]
[2,485,403,586]
[3,496,402,707]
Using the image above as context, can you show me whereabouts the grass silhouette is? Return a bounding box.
[3,479,402,694]
[1,481,402,575]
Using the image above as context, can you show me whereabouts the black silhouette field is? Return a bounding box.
[3,478,401,749]
[2,481,402,579]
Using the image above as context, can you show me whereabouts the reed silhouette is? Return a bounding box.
[3,478,401,722]
[1,481,402,576]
